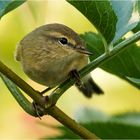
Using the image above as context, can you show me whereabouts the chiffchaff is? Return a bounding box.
[15,23,103,97]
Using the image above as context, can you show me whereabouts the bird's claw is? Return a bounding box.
[32,101,45,119]
[32,95,54,119]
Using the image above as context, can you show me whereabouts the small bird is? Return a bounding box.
[15,23,103,98]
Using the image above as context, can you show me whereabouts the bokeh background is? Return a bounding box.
[0,0,140,139]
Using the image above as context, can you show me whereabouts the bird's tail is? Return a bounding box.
[76,75,103,98]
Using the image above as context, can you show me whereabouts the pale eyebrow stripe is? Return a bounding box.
[41,33,76,48]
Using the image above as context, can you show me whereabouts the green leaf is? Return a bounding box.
[0,72,36,116]
[68,0,139,44]
[44,108,140,139]
[81,32,140,89]
[0,0,26,18]
[86,122,140,139]
[67,0,117,44]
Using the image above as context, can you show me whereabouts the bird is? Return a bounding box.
[15,23,103,98]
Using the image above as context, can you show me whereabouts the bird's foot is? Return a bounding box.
[32,96,53,119]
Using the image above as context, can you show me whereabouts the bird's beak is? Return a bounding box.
[76,47,93,55]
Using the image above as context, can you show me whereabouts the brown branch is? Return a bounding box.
[0,60,100,139]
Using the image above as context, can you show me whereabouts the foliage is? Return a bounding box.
[68,0,140,89]
[81,32,140,89]
[0,0,140,139]
[68,0,139,44]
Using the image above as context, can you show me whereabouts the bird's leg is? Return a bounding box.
[31,87,52,118]
[70,70,83,88]
[32,96,52,118]
[46,70,84,107]
[33,70,84,113]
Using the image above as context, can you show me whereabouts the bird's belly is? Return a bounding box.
[23,54,88,87]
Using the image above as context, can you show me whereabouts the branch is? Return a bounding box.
[0,31,139,139]
[0,61,99,139]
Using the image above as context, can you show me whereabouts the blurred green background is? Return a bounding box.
[0,0,140,139]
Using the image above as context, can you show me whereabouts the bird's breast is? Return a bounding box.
[23,52,88,87]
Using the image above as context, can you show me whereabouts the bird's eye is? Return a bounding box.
[58,37,68,45]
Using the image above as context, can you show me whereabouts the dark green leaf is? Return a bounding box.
[0,0,26,18]
[68,0,139,44]
[0,73,36,116]
[68,0,117,43]
[81,32,140,89]
[86,122,140,139]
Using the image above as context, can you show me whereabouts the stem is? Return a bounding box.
[49,31,140,104]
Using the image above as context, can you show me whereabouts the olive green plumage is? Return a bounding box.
[15,23,103,97]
